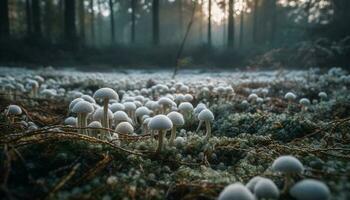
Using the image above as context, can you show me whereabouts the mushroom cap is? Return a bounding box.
[93,88,119,101]
[69,98,84,111]
[167,111,185,126]
[184,94,193,102]
[158,97,173,107]
[285,92,297,100]
[272,155,304,174]
[135,106,151,117]
[198,109,214,122]
[81,95,96,104]
[299,98,311,106]
[218,183,255,200]
[115,122,134,134]
[72,101,94,114]
[178,102,194,112]
[88,121,102,128]
[123,102,136,111]
[148,115,173,130]
[246,176,264,192]
[7,105,22,115]
[110,103,125,112]
[290,179,330,200]
[248,93,258,101]
[318,92,327,99]
[64,117,77,126]
[93,107,113,121]
[114,111,129,121]
[254,178,279,199]
[193,103,207,115]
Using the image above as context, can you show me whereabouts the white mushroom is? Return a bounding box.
[148,115,173,154]
[167,111,185,145]
[254,178,279,199]
[72,101,94,134]
[290,179,330,200]
[218,183,255,200]
[115,122,134,135]
[198,109,214,140]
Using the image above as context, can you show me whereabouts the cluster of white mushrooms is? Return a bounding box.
[66,87,214,154]
[218,155,330,200]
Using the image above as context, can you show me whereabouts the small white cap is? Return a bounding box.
[115,122,134,134]
[167,111,185,126]
[198,109,214,122]
[272,155,304,174]
[148,115,173,130]
[93,88,119,101]
[72,101,94,114]
[290,179,330,200]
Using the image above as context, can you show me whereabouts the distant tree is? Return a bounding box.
[207,0,212,47]
[109,0,115,43]
[269,0,277,44]
[79,0,86,43]
[0,0,10,38]
[131,0,136,43]
[90,0,95,45]
[44,0,54,41]
[239,11,244,48]
[64,0,77,43]
[32,0,42,36]
[25,0,33,35]
[152,0,160,45]
[252,0,258,44]
[178,0,183,40]
[227,0,234,48]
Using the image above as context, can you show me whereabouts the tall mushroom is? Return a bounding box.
[272,155,304,193]
[198,109,214,140]
[148,115,173,154]
[72,101,94,134]
[93,88,119,134]
[167,111,185,145]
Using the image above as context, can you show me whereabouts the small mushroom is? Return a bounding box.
[6,105,22,124]
[113,111,129,127]
[115,122,134,135]
[87,121,102,138]
[72,101,94,134]
[290,179,330,200]
[93,88,119,133]
[272,155,304,193]
[148,115,173,154]
[318,92,327,101]
[64,117,77,127]
[246,176,263,192]
[218,183,255,200]
[254,178,279,199]
[299,98,311,111]
[167,111,185,145]
[135,106,151,125]
[198,109,214,140]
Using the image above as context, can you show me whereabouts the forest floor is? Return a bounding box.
[0,67,349,199]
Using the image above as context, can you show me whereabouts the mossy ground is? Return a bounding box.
[1,70,350,200]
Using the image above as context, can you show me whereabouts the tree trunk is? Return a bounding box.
[131,0,136,43]
[79,0,86,43]
[207,0,212,47]
[25,0,32,36]
[239,12,244,49]
[178,0,183,40]
[0,0,9,38]
[252,0,258,44]
[32,0,42,36]
[227,0,234,48]
[44,0,53,40]
[269,0,276,45]
[64,0,77,43]
[109,0,115,44]
[152,0,160,46]
[90,0,95,45]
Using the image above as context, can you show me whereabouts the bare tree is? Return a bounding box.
[227,0,234,48]
[32,0,42,36]
[64,0,77,43]
[109,0,115,43]
[207,0,212,47]
[152,0,160,45]
[79,0,86,43]
[131,0,136,43]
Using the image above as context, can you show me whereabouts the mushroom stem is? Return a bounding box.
[282,174,292,194]
[77,113,82,134]
[156,130,164,154]
[81,114,87,135]
[102,98,111,138]
[196,120,203,132]
[169,126,177,145]
[204,120,211,140]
